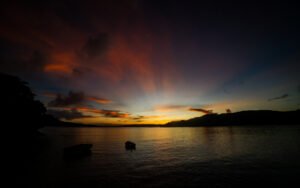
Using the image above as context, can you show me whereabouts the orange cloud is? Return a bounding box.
[75,107,130,118]
[87,96,112,104]
[49,106,169,124]
[44,52,77,74]
[46,91,112,107]
[62,106,165,122]
[44,64,73,74]
[101,110,130,118]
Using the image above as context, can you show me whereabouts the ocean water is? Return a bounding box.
[17,126,300,187]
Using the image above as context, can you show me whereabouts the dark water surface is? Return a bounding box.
[16,126,300,187]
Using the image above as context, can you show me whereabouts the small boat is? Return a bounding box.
[125,141,136,150]
[63,144,93,159]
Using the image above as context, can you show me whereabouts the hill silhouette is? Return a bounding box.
[165,110,300,126]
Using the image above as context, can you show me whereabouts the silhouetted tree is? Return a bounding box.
[0,73,47,136]
[226,109,232,113]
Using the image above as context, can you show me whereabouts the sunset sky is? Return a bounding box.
[1,0,299,124]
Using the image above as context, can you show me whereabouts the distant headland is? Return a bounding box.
[165,110,300,127]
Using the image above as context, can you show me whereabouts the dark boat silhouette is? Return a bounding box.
[125,141,136,150]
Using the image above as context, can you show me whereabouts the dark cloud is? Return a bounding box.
[189,108,213,114]
[130,115,163,122]
[47,106,130,120]
[101,110,130,118]
[132,115,144,120]
[131,115,145,122]
[48,91,85,107]
[47,91,112,107]
[268,94,289,101]
[75,107,130,118]
[82,33,109,58]
[47,108,93,120]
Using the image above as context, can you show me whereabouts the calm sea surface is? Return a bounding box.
[18,126,300,187]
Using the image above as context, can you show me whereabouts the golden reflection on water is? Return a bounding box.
[42,126,300,163]
[35,126,300,188]
[47,127,236,153]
